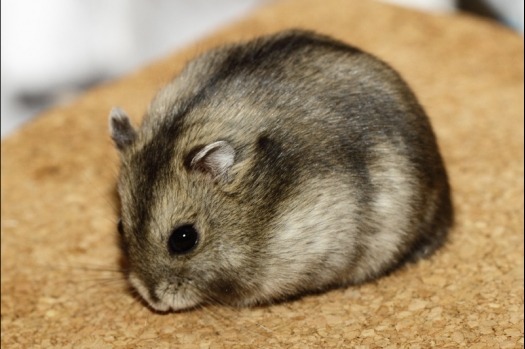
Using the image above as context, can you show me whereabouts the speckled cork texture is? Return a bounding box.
[1,0,523,347]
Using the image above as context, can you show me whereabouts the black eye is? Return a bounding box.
[168,225,199,254]
[117,219,124,235]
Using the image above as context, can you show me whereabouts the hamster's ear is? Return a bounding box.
[109,107,137,150]
[189,141,235,179]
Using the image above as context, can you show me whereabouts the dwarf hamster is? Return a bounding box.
[109,30,453,312]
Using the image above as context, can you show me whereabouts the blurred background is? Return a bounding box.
[2,0,523,138]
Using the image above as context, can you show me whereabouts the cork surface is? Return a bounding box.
[2,0,523,347]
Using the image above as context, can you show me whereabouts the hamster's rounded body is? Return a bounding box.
[110,30,452,311]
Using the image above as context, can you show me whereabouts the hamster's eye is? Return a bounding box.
[168,225,199,255]
[117,219,124,236]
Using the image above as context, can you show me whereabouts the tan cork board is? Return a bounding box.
[1,0,523,347]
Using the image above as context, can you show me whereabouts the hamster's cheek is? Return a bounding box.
[128,273,203,312]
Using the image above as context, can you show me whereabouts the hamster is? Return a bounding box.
[109,30,453,312]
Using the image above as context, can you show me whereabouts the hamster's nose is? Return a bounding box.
[167,274,184,287]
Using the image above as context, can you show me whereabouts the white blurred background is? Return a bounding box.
[2,0,523,138]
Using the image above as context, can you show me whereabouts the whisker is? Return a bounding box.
[188,285,276,340]
[71,277,127,296]
[62,264,126,274]
[81,172,119,213]
[71,276,126,284]
[200,303,276,340]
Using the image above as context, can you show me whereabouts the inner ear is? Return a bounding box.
[187,141,235,179]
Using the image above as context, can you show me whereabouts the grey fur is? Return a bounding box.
[110,30,453,311]
[109,107,136,150]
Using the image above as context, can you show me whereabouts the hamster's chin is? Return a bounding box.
[128,273,200,312]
